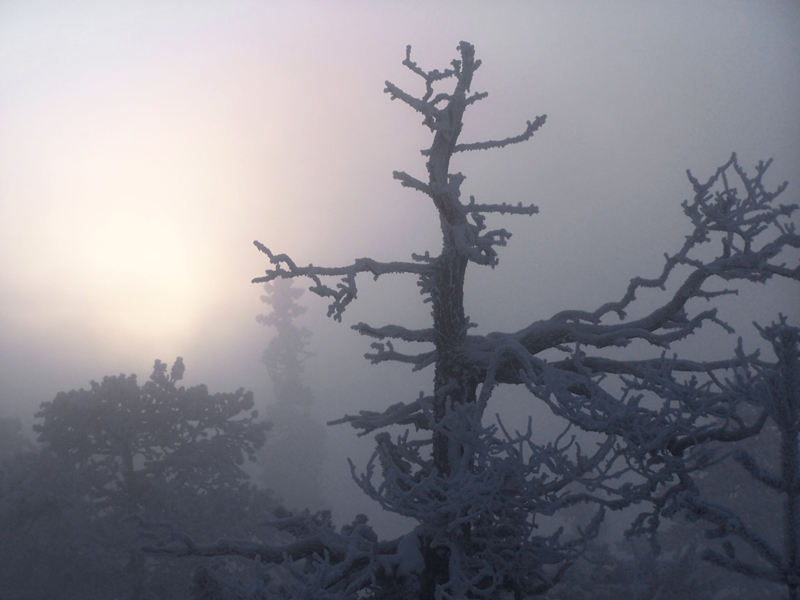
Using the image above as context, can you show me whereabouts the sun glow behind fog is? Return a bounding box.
[0,0,431,385]
[0,3,323,359]
[2,80,238,349]
[1,2,797,375]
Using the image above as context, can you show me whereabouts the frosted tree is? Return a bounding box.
[668,318,800,599]
[257,279,326,510]
[143,42,799,599]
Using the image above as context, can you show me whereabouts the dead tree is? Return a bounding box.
[142,42,799,600]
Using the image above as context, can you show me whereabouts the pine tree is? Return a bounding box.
[257,279,326,510]
[32,358,273,598]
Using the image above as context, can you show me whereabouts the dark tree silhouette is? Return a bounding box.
[143,42,799,600]
[35,358,268,516]
[32,358,272,598]
[0,447,118,599]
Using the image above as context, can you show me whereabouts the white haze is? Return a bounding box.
[1,0,798,536]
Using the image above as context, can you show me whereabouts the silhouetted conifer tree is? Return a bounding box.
[257,279,326,510]
[28,359,273,599]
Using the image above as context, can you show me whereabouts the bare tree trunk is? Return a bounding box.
[422,45,481,598]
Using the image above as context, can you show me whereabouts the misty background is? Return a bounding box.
[1,1,798,537]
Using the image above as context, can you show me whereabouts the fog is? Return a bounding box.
[1,1,798,537]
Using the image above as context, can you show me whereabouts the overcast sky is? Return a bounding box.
[1,0,798,533]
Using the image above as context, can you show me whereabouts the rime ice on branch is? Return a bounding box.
[669,318,800,600]
[146,42,798,600]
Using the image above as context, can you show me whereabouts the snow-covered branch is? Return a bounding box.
[252,242,433,321]
[463,196,539,217]
[329,394,432,435]
[422,115,547,156]
[455,154,798,391]
[238,41,799,599]
[352,322,435,343]
[668,318,800,598]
